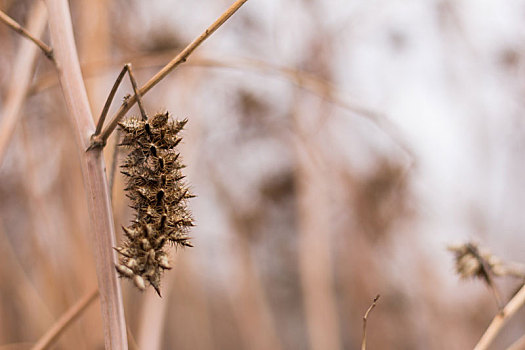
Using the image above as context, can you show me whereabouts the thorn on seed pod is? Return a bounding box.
[159,257,171,269]
[126,258,138,269]
[133,275,146,291]
[116,264,134,278]
[147,249,156,263]
[122,226,138,239]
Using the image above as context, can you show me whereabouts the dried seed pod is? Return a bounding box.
[115,111,194,296]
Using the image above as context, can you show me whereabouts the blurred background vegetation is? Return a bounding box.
[1,0,525,349]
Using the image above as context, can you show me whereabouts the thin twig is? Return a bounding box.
[474,284,525,350]
[496,263,525,280]
[362,294,380,350]
[90,63,147,149]
[124,63,147,120]
[45,0,128,348]
[0,2,48,167]
[0,9,54,60]
[93,0,249,148]
[94,65,128,136]
[32,288,99,350]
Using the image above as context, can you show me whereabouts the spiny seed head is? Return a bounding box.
[115,112,194,296]
[134,275,146,291]
[448,242,502,283]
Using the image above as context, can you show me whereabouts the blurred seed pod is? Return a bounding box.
[448,242,499,282]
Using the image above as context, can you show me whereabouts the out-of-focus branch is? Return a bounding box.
[474,284,525,350]
[507,333,525,350]
[44,0,127,348]
[29,53,413,161]
[294,99,342,350]
[32,288,99,350]
[0,8,53,59]
[0,2,48,166]
[94,0,249,148]
[362,295,380,350]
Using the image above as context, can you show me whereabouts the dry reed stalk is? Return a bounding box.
[474,283,525,350]
[207,167,283,350]
[78,0,115,197]
[44,0,128,348]
[232,240,284,350]
[140,258,215,350]
[0,8,53,59]
[32,288,99,350]
[0,217,55,339]
[0,1,47,166]
[293,93,342,350]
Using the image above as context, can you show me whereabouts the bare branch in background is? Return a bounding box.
[0,8,53,60]
[449,242,505,308]
[0,2,48,166]
[361,294,380,350]
[32,288,99,350]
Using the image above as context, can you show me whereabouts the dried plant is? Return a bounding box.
[115,112,194,296]
[0,0,248,347]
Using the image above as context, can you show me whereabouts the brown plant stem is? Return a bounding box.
[293,91,342,350]
[361,295,380,350]
[0,1,47,166]
[44,0,128,349]
[94,0,249,148]
[32,288,99,350]
[474,284,525,350]
[0,8,53,59]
